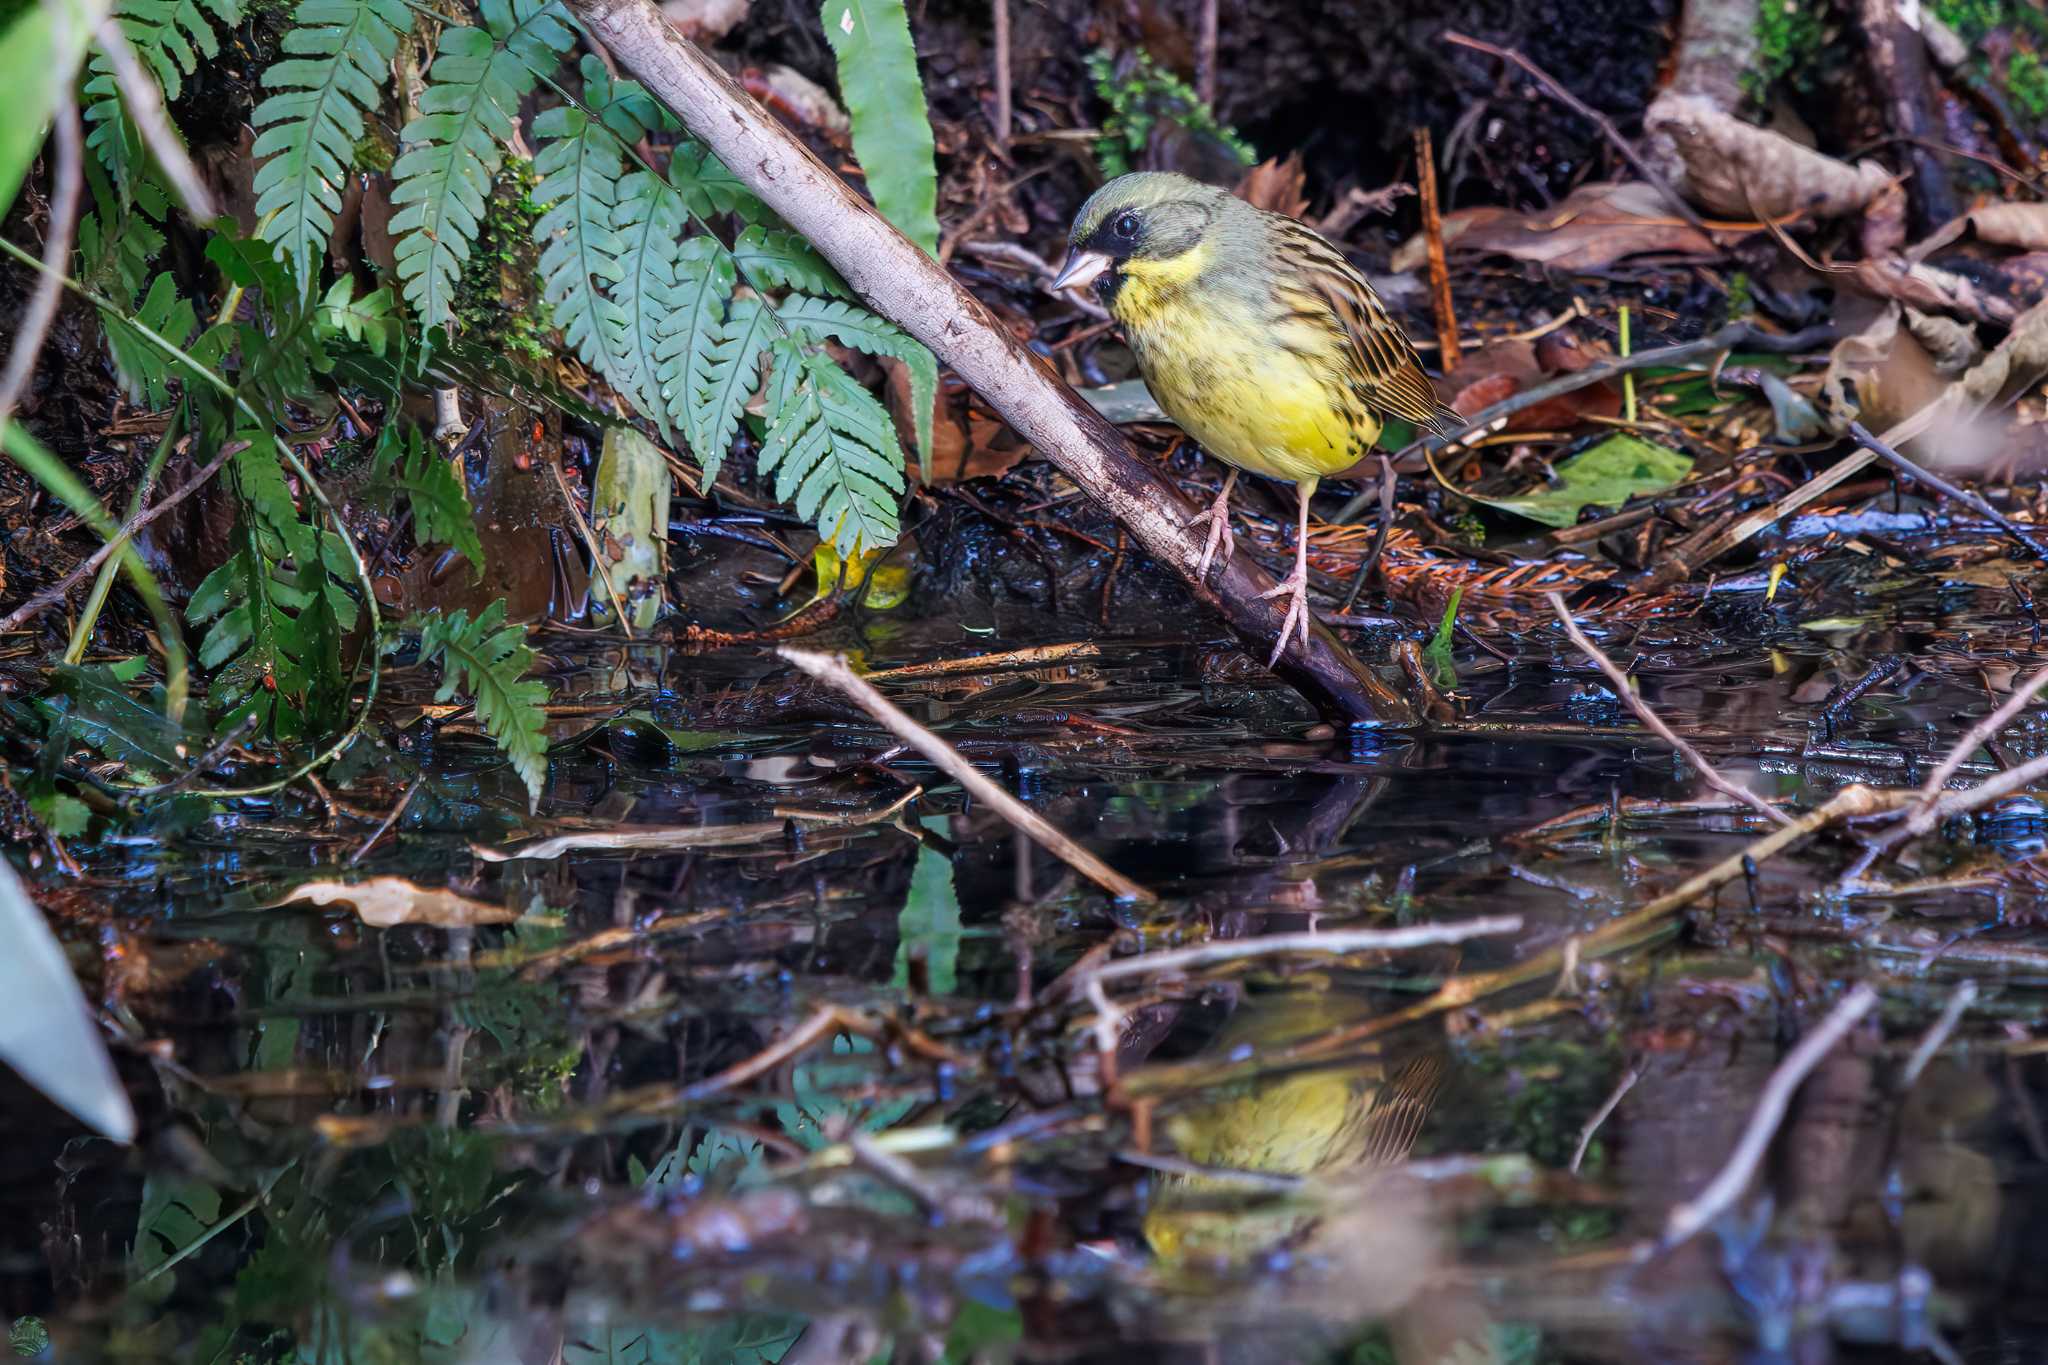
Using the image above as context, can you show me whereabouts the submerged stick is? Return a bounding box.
[780,647,1157,902]
[563,0,1414,727]
[1655,983,1878,1254]
[1548,593,1792,826]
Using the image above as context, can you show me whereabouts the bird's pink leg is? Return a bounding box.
[1255,480,1315,668]
[1182,469,1238,583]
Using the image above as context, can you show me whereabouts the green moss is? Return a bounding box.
[2008,48,2048,118]
[451,158,551,363]
[1752,0,1827,96]
[1934,0,2013,41]
[1086,48,1253,179]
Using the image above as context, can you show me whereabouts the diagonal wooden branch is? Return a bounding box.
[563,0,1414,727]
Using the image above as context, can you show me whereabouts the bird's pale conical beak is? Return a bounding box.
[1050,249,1110,293]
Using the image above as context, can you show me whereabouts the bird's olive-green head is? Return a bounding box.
[1052,172,1232,305]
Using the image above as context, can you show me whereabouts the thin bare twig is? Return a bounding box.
[1088,916,1523,984]
[780,647,1157,901]
[1901,980,1976,1091]
[861,640,1104,681]
[1195,0,1219,108]
[989,0,1011,143]
[1548,593,1793,826]
[1570,1065,1640,1175]
[1655,983,1878,1253]
[0,441,236,635]
[1848,420,2048,563]
[1413,126,1460,368]
[1917,666,2048,806]
[0,98,82,429]
[351,775,424,865]
[1442,29,1708,235]
[91,20,219,221]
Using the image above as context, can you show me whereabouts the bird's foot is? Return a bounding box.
[1256,565,1312,668]
[1182,486,1236,584]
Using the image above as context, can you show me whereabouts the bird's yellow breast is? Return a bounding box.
[1113,253,1381,485]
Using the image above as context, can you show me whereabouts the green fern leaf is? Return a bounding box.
[83,0,246,193]
[396,426,484,573]
[102,272,197,409]
[411,602,551,808]
[316,278,397,354]
[758,350,906,554]
[613,170,687,436]
[252,0,413,285]
[818,0,939,256]
[389,0,574,333]
[732,225,849,300]
[688,291,771,486]
[777,293,934,462]
[655,235,736,459]
[531,58,638,406]
[187,435,354,738]
[668,141,768,222]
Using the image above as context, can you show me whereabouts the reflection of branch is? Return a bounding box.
[1548,593,1792,826]
[780,647,1157,902]
[0,100,82,427]
[1088,916,1523,983]
[1656,983,1876,1253]
[92,20,219,221]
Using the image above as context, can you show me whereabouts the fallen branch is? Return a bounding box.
[779,647,1156,902]
[1655,983,1878,1253]
[1548,593,1792,826]
[563,0,1414,726]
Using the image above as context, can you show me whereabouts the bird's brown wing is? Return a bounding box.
[1270,216,1462,436]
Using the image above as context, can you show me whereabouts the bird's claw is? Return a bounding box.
[1256,568,1312,669]
[1183,501,1235,584]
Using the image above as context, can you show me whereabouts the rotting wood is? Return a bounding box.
[561,0,1416,727]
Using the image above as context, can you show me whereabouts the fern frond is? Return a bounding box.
[187,435,354,738]
[668,141,768,222]
[654,236,737,459]
[395,426,483,573]
[732,226,848,300]
[758,350,906,554]
[389,0,574,333]
[612,170,687,437]
[686,290,771,487]
[531,58,636,406]
[102,273,198,409]
[83,0,246,193]
[412,602,551,808]
[777,293,935,461]
[252,0,412,285]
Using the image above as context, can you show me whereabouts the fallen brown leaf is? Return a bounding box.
[1393,182,1718,274]
[1235,152,1311,218]
[275,878,519,928]
[1911,204,2048,260]
[1646,93,1893,219]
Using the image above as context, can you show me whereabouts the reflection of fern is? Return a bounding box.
[253,0,414,283]
[411,603,550,808]
[83,0,246,192]
[391,0,575,332]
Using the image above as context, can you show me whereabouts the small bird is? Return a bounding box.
[1052,172,1459,666]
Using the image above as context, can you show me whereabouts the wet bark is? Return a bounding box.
[1855,0,1959,236]
[562,0,1416,728]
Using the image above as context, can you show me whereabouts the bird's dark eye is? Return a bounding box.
[1112,211,1140,240]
